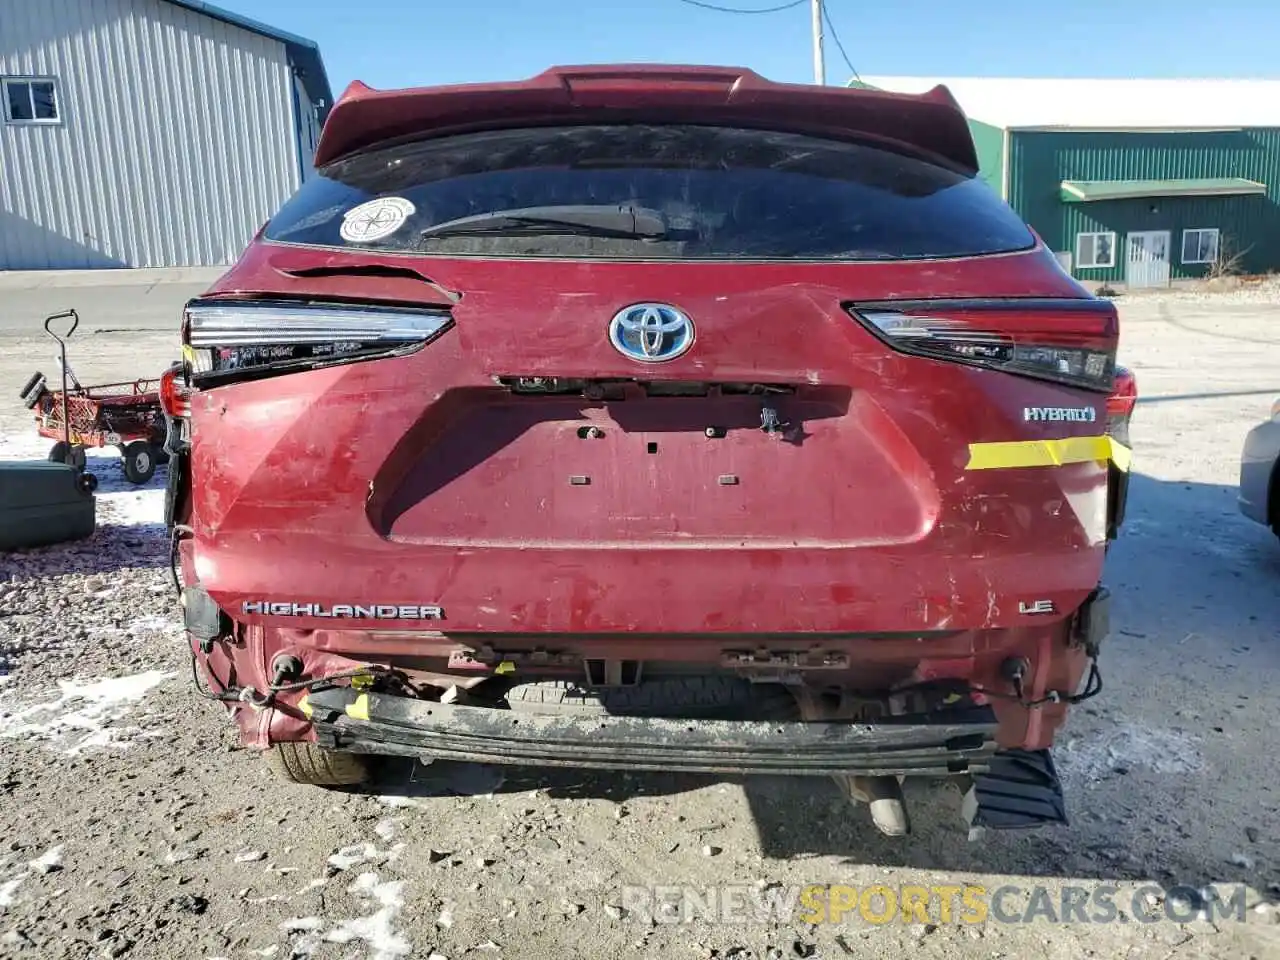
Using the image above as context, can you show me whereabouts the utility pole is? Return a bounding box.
[810,0,825,85]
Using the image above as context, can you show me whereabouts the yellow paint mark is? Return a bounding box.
[350,672,375,691]
[298,694,313,718]
[345,694,370,721]
[495,661,515,675]
[965,436,1131,473]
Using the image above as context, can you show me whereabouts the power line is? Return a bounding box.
[822,3,861,82]
[672,0,852,86]
[674,0,807,14]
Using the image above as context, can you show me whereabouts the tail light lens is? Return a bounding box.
[1105,365,1137,447]
[159,365,191,418]
[159,362,193,455]
[1106,367,1137,420]
[182,299,453,383]
[847,298,1118,392]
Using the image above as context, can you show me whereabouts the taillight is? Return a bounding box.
[159,365,191,418]
[1106,367,1137,420]
[182,299,453,383]
[847,298,1118,392]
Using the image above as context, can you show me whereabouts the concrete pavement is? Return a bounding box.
[0,268,224,337]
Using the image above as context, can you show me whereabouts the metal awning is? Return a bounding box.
[1059,177,1268,203]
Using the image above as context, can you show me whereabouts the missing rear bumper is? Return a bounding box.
[302,687,998,777]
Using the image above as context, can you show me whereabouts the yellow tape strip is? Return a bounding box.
[966,436,1131,473]
[298,694,313,718]
[345,694,370,722]
[1108,437,1133,472]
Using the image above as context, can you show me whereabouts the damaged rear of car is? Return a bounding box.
[169,65,1128,838]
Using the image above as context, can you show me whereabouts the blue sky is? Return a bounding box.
[222,0,1278,96]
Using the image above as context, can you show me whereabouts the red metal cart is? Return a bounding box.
[18,310,167,485]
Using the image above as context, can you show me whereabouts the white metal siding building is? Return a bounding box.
[0,0,331,269]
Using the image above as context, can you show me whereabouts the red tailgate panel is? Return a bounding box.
[378,390,935,548]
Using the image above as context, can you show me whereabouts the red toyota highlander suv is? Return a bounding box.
[166,66,1130,838]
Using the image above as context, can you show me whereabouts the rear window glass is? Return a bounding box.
[265,124,1034,261]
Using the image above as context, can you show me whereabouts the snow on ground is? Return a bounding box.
[0,670,173,754]
[126,613,183,636]
[0,434,52,461]
[28,845,64,874]
[99,487,165,527]
[1057,722,1206,783]
[0,874,27,909]
[323,872,412,960]
[0,844,65,914]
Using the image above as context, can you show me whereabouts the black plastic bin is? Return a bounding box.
[0,462,95,550]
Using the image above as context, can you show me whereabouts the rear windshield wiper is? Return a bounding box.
[418,204,670,241]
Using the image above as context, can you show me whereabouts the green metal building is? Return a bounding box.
[857,77,1280,288]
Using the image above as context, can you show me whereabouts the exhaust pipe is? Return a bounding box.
[837,774,911,837]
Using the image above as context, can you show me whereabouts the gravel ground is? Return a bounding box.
[2,280,1280,959]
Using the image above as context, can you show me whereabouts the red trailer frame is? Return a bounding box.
[19,310,168,485]
[33,377,163,449]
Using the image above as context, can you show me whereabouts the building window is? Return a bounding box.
[1181,228,1220,265]
[3,78,60,124]
[1076,232,1116,269]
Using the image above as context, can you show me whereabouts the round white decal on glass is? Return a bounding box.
[339,197,416,243]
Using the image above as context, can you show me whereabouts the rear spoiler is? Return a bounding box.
[312,64,979,174]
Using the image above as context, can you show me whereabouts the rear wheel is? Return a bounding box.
[504,676,798,720]
[121,441,156,484]
[264,741,369,787]
[20,372,46,409]
[19,371,44,399]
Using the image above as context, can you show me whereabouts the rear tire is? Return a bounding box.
[19,371,45,399]
[264,742,369,787]
[20,372,46,409]
[48,441,70,464]
[504,676,798,720]
[121,441,156,484]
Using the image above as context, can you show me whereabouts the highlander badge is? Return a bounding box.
[608,303,694,362]
[242,601,444,620]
